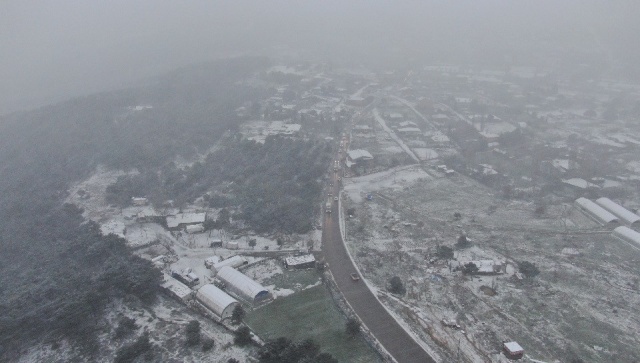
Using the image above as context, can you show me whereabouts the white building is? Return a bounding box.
[186,223,205,234]
[575,197,619,225]
[160,274,193,302]
[131,197,148,206]
[397,127,422,135]
[388,112,404,120]
[166,212,206,229]
[347,149,373,162]
[284,254,316,269]
[613,226,640,247]
[595,198,640,226]
[217,266,272,303]
[196,284,239,320]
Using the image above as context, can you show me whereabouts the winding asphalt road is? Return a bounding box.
[321,159,436,363]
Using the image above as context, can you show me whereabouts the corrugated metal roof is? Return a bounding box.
[575,198,619,224]
[217,266,268,301]
[595,198,640,225]
[196,284,238,317]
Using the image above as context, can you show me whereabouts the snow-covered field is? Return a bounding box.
[341,166,640,362]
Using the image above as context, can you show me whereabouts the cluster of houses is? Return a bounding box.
[159,252,317,322]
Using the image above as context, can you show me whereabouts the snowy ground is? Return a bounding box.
[18,296,252,363]
[341,166,640,362]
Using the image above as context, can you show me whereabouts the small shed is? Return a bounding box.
[503,341,524,359]
[284,254,316,269]
[196,284,239,320]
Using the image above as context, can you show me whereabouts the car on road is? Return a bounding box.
[350,273,360,281]
[334,197,338,201]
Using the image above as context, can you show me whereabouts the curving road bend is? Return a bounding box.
[321,154,436,363]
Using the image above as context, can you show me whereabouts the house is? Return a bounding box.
[397,127,422,136]
[575,198,619,226]
[346,149,374,169]
[503,341,524,359]
[166,212,206,230]
[160,274,193,303]
[388,112,404,120]
[131,197,148,206]
[429,131,450,144]
[185,224,205,234]
[347,149,373,161]
[541,159,580,177]
[284,254,316,269]
[195,284,239,320]
[216,266,272,304]
[595,198,640,226]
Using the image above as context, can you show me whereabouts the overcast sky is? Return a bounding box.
[2,1,638,114]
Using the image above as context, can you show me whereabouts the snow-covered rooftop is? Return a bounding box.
[217,266,269,301]
[575,198,619,224]
[563,178,598,189]
[613,226,640,246]
[397,127,422,133]
[503,341,524,353]
[347,149,373,161]
[595,198,640,225]
[284,254,315,266]
[196,284,238,318]
[161,274,193,300]
[166,213,206,228]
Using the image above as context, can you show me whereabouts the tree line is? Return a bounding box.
[106,136,333,234]
[0,57,270,360]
